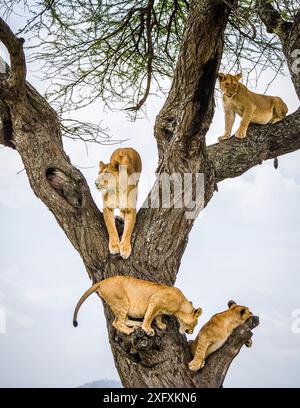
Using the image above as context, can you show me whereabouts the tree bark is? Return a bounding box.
[256,0,300,97]
[1,0,299,388]
[208,108,300,182]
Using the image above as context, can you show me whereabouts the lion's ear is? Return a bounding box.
[235,72,242,81]
[99,161,105,171]
[228,300,237,309]
[218,72,225,81]
[194,307,202,317]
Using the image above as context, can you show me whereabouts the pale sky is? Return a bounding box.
[0,7,300,388]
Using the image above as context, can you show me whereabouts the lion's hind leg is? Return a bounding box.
[111,300,134,335]
[271,97,288,123]
[155,314,167,330]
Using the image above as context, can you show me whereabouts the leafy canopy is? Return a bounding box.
[1,0,298,139]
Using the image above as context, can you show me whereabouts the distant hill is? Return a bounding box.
[78,379,122,388]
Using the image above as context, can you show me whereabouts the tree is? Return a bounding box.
[0,0,299,387]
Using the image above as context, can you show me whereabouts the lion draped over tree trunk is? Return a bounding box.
[0,0,300,387]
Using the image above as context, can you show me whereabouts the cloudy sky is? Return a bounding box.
[0,7,300,388]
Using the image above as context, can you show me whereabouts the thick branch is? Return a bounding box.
[256,1,300,98]
[209,109,300,182]
[197,315,259,387]
[155,0,237,165]
[0,19,26,94]
[255,0,293,34]
[0,98,14,149]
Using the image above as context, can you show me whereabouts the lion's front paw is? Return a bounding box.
[189,361,200,372]
[142,326,155,336]
[235,128,247,139]
[109,240,120,255]
[119,241,132,259]
[218,133,230,142]
[188,359,205,372]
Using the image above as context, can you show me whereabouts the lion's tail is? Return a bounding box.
[272,97,287,171]
[73,282,103,327]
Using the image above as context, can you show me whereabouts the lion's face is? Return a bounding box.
[235,306,253,322]
[228,301,253,323]
[218,73,241,98]
[95,161,119,192]
[178,307,202,335]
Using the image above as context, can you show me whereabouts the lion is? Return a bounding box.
[95,148,142,259]
[73,275,202,336]
[188,300,253,372]
[218,73,288,141]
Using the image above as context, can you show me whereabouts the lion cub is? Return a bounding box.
[73,275,202,336]
[188,300,253,371]
[95,148,142,259]
[218,73,288,141]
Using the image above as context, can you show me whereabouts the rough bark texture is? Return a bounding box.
[257,0,300,98]
[208,108,300,182]
[0,0,299,388]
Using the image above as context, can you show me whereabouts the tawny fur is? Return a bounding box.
[218,73,288,141]
[95,148,142,259]
[73,275,202,336]
[188,300,253,372]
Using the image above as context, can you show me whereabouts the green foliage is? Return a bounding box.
[1,0,299,132]
[10,0,188,116]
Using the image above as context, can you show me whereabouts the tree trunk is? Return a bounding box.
[1,0,299,387]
